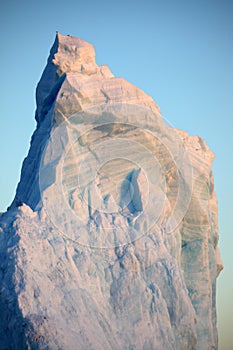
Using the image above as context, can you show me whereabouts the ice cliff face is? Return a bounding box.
[0,33,223,349]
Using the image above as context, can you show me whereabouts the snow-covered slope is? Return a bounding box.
[0,33,223,349]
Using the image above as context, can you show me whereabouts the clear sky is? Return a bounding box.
[0,0,232,348]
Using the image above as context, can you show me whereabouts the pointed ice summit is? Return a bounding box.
[0,33,223,349]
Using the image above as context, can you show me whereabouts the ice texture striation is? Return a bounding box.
[0,33,223,349]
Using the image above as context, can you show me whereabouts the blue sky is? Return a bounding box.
[0,0,232,348]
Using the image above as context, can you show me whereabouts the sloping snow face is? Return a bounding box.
[0,33,223,349]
